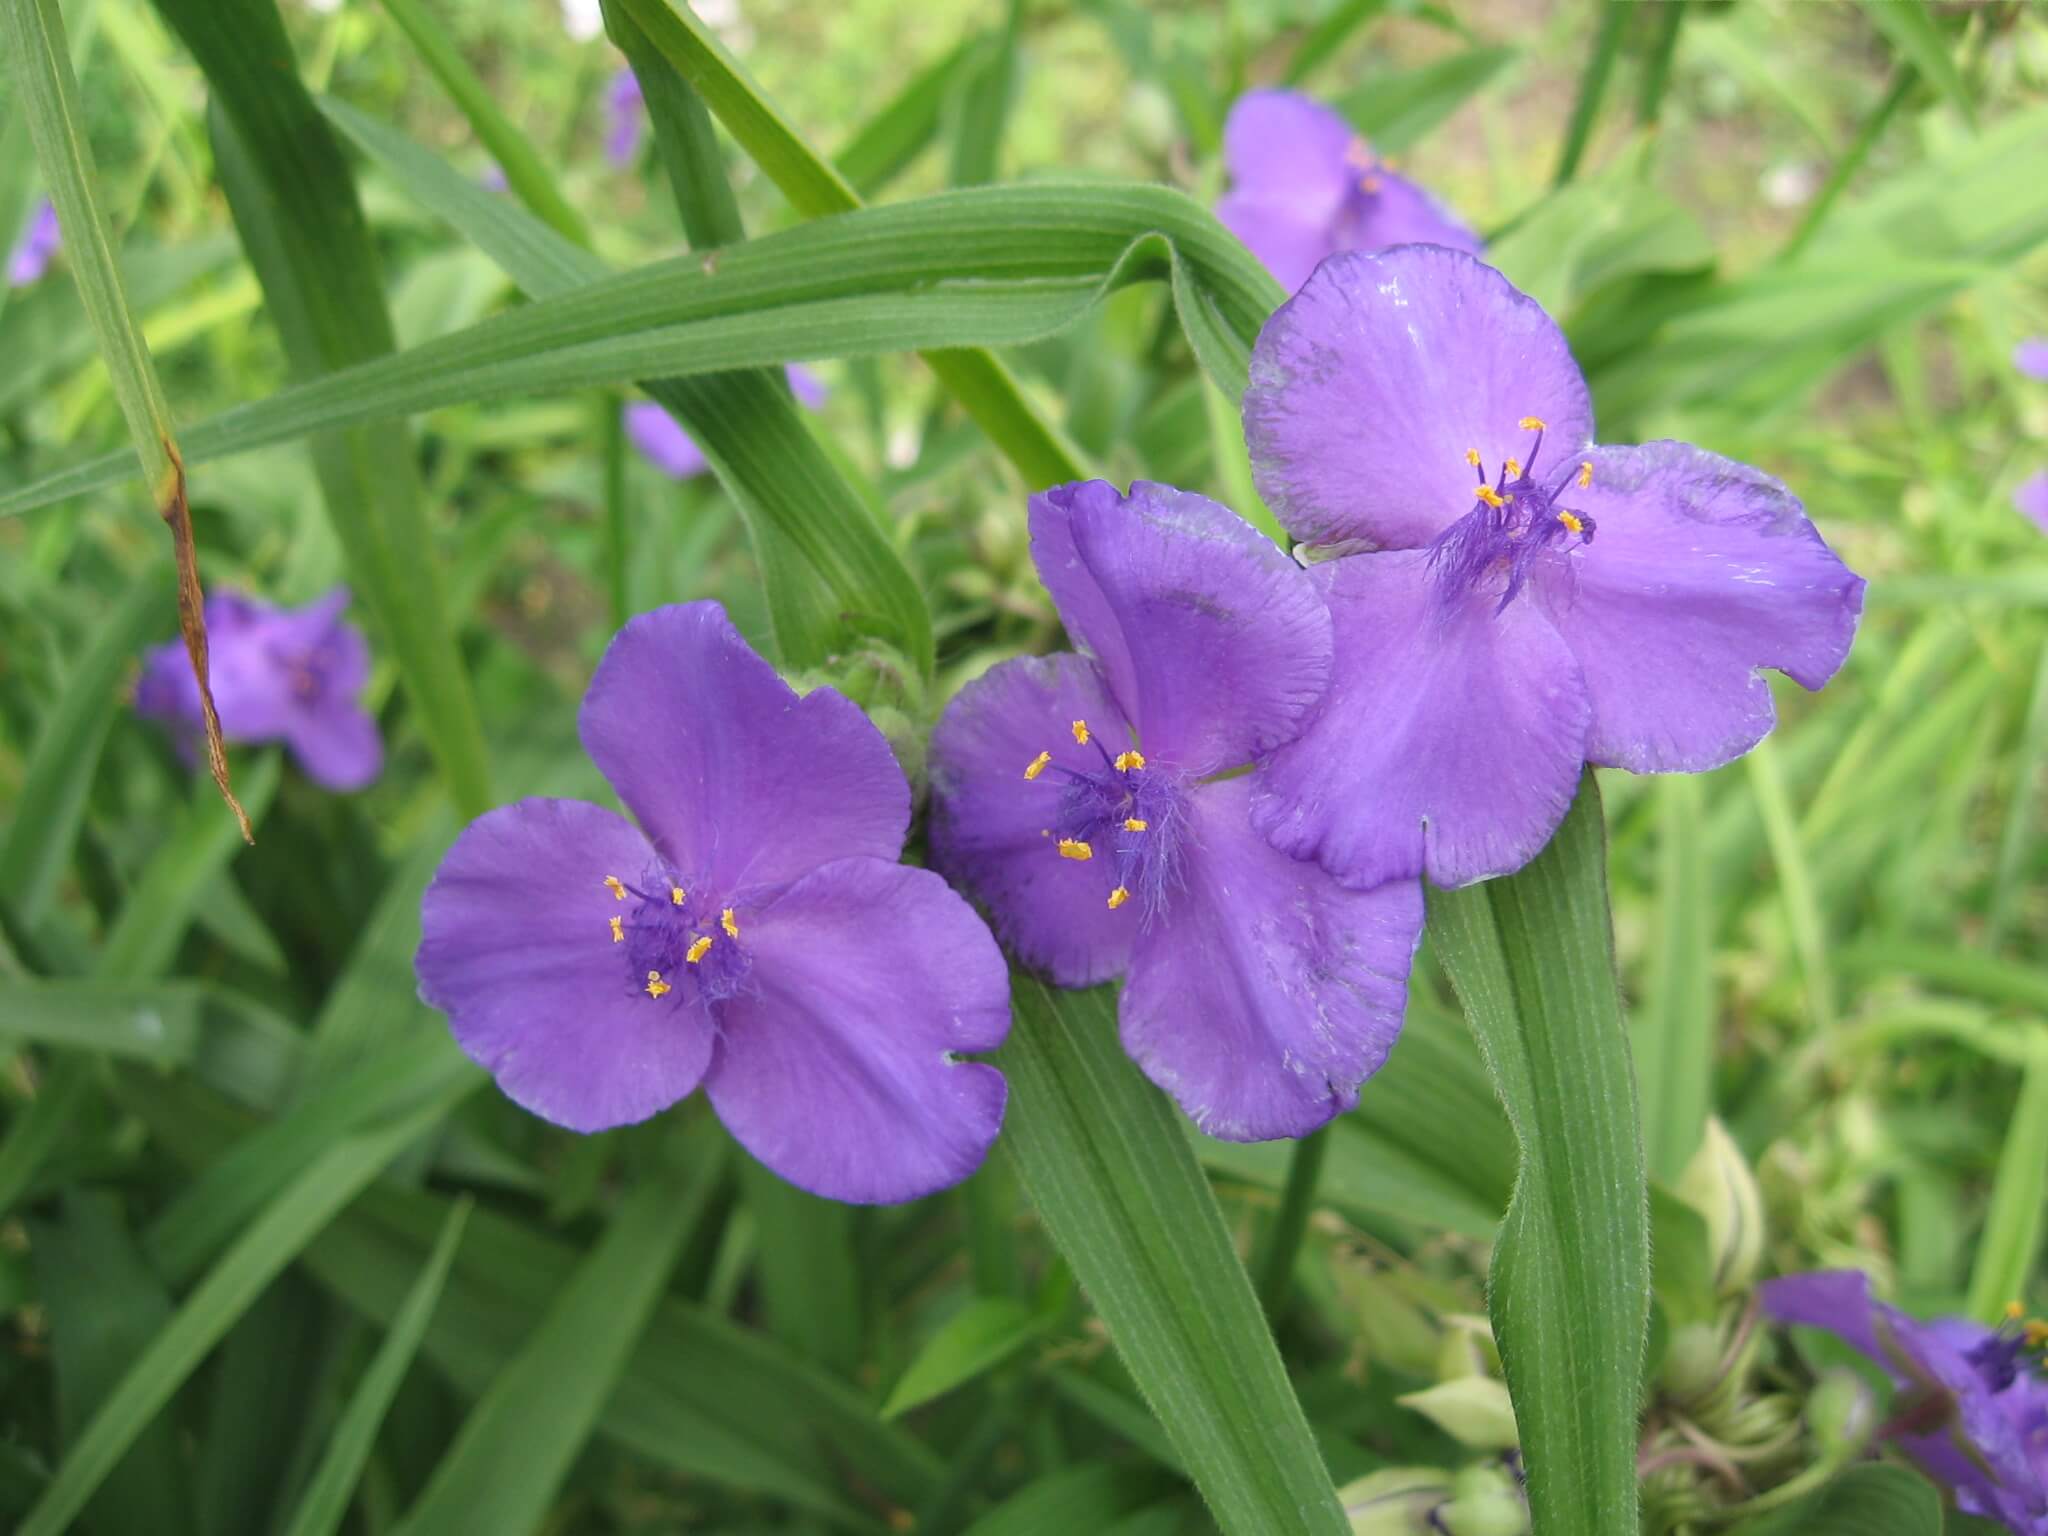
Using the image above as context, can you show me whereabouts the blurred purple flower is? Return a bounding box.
[606,68,645,166]
[8,201,61,287]
[1242,246,1865,890]
[1764,1272,2048,1533]
[2015,338,2048,381]
[1216,91,1481,295]
[480,162,509,193]
[415,602,1009,1202]
[928,480,1422,1142]
[136,587,382,792]
[2018,472,2048,536]
[624,366,827,479]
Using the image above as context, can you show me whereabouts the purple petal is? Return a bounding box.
[786,363,828,410]
[1251,552,1591,889]
[1027,480,1332,774]
[1349,170,1484,256]
[928,653,1138,987]
[606,68,645,166]
[417,798,717,1132]
[1538,442,1864,773]
[578,601,909,893]
[1215,195,1342,296]
[1245,246,1595,551]
[2014,337,2048,381]
[1759,1271,1888,1360]
[1121,778,1422,1141]
[7,201,60,287]
[1221,91,1357,230]
[624,400,708,479]
[287,703,384,792]
[2017,470,2048,535]
[704,857,1009,1203]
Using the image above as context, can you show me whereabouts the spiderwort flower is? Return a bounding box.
[928,481,1423,1142]
[136,587,382,792]
[415,602,1009,1203]
[605,68,644,167]
[2018,473,2048,536]
[2015,338,2048,382]
[7,201,60,287]
[624,366,828,480]
[1216,91,1481,296]
[1243,246,1865,890]
[1764,1272,2048,1532]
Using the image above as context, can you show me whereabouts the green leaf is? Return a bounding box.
[882,1297,1053,1419]
[1964,1031,2048,1321]
[393,1145,719,1536]
[275,1199,471,1536]
[833,37,975,196]
[0,977,203,1065]
[957,1464,1166,1536]
[1727,1463,1942,1536]
[1000,975,1348,1536]
[1637,774,1712,1183]
[1856,0,1972,127]
[1333,46,1518,154]
[1283,0,1390,88]
[15,1093,459,1536]
[149,0,494,817]
[1426,774,1649,1536]
[739,1156,865,1378]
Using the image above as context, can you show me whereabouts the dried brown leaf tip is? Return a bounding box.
[160,442,252,844]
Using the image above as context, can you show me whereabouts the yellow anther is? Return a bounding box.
[1518,415,1546,432]
[604,875,627,901]
[1071,719,1090,745]
[1464,447,1482,469]
[1124,817,1149,832]
[1360,174,1382,195]
[1504,457,1521,479]
[1114,750,1146,772]
[671,885,686,905]
[2026,1321,2048,1348]
[1578,460,1594,489]
[2009,1300,2028,1321]
[721,907,740,939]
[1475,485,1508,510]
[1024,750,1052,781]
[645,970,671,999]
[1057,838,1094,862]
[1108,886,1131,910]
[686,935,714,964]
[609,915,624,944]
[1557,510,1584,535]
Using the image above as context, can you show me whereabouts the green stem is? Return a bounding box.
[1553,0,1629,186]
[1253,1126,1329,1321]
[1777,64,1915,264]
[1634,0,1686,129]
[601,393,629,631]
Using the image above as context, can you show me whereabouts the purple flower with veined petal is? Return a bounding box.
[2017,472,2048,536]
[1242,246,1865,890]
[2015,338,2048,381]
[1764,1272,2048,1532]
[136,587,382,792]
[8,200,60,287]
[605,68,645,167]
[1216,91,1481,296]
[415,601,1009,1203]
[928,480,1423,1142]
[625,366,828,479]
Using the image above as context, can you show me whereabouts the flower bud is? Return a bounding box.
[1677,1117,1765,1294]
[1435,1313,1501,1381]
[1807,1368,1877,1458]
[1397,1376,1520,1451]
[1437,1465,1530,1536]
[1659,1320,1726,1403]
[1337,1468,1452,1535]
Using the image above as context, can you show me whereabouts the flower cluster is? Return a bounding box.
[1766,1272,2048,1531]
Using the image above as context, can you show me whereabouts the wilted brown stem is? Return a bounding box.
[160,440,251,843]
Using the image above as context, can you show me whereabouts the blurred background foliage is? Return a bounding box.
[0,0,2044,1533]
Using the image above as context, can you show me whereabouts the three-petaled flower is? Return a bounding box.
[1243,245,1866,890]
[1216,90,1481,296]
[415,601,1011,1204]
[137,587,382,792]
[929,480,1423,1142]
[1765,1271,2048,1532]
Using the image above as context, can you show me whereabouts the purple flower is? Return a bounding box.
[2015,338,2048,382]
[1764,1272,2048,1532]
[606,68,645,167]
[927,480,1423,1142]
[1241,246,1865,890]
[624,366,828,480]
[1216,90,1482,296]
[2017,472,2048,536]
[136,587,382,792]
[415,602,1009,1203]
[8,200,60,287]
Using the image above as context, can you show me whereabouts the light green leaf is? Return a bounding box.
[1856,0,1972,127]
[1965,1031,2048,1321]
[1637,774,1713,1184]
[1334,46,1518,153]
[882,1297,1053,1419]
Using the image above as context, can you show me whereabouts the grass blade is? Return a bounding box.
[1637,774,1713,1182]
[1964,1031,2048,1322]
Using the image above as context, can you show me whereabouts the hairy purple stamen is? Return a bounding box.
[613,865,753,1005]
[1028,725,1189,920]
[1427,421,1598,614]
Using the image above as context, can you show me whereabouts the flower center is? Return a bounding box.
[1022,718,1188,919]
[598,866,751,1005]
[1426,415,1597,613]
[1968,1306,2048,1394]
[274,634,342,704]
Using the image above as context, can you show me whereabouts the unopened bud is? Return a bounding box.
[1660,1321,1725,1402]
[1398,1376,1520,1451]
[1807,1369,1877,1458]
[1677,1118,1764,1294]
[1337,1468,1452,1535]
[1436,1313,1499,1381]
[1437,1465,1530,1536]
